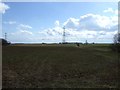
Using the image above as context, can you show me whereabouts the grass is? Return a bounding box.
[2,44,119,88]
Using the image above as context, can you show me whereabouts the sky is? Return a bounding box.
[0,1,118,43]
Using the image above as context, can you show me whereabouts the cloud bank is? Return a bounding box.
[7,8,118,43]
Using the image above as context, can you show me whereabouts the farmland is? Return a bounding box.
[2,44,119,88]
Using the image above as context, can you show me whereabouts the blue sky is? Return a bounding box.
[1,2,118,43]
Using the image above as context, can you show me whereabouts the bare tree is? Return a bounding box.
[113,33,120,44]
[112,33,120,52]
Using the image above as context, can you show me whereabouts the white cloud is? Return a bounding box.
[63,14,118,31]
[4,21,16,24]
[95,15,113,29]
[9,30,33,43]
[103,8,118,15]
[17,24,32,30]
[20,30,33,35]
[9,24,33,42]
[103,8,114,13]
[11,30,33,35]
[0,2,10,14]
[98,31,106,35]
[80,14,118,30]
[97,30,117,39]
[114,10,118,15]
[63,18,80,29]
[55,20,60,27]
[38,27,63,38]
[20,24,32,29]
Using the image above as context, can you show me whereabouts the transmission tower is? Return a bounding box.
[5,33,7,40]
[62,26,65,43]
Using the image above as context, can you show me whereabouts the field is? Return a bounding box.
[2,44,119,88]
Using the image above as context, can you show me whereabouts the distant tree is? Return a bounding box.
[0,39,11,46]
[111,33,120,52]
[113,33,120,44]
